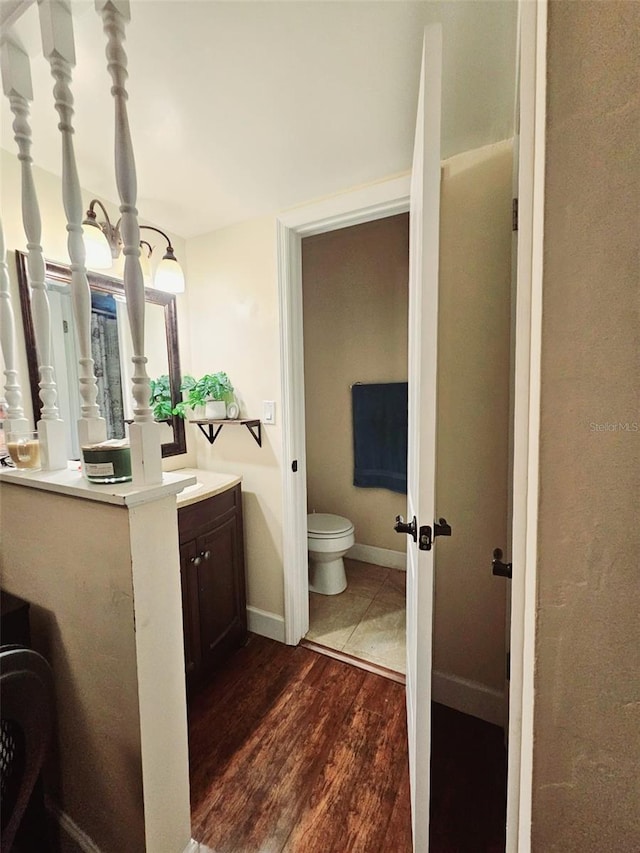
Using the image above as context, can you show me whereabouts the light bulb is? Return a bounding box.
[154,256,185,293]
[83,221,112,270]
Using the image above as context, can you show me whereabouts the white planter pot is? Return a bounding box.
[205,400,227,420]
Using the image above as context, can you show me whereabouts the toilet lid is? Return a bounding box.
[307,513,353,536]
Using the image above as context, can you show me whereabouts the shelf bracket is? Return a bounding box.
[245,420,262,447]
[196,423,224,445]
[191,418,262,448]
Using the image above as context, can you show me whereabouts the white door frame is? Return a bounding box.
[276,176,411,646]
[276,3,546,848]
[505,1,546,850]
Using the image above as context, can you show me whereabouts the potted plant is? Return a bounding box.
[173,372,234,420]
[149,374,174,421]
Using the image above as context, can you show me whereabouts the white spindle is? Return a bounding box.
[96,0,162,486]
[1,38,67,470]
[39,0,107,449]
[0,217,30,436]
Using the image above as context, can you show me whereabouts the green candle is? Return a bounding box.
[82,439,132,484]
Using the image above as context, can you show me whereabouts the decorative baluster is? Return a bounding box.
[96,0,162,486]
[39,0,107,450]
[1,38,67,470]
[0,218,30,436]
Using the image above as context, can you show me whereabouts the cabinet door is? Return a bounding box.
[179,537,201,689]
[196,512,246,672]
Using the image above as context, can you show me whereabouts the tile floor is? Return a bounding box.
[305,558,406,674]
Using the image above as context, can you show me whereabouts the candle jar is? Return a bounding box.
[82,439,132,484]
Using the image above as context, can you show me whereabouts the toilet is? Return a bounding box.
[307,513,355,595]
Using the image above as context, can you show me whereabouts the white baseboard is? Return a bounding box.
[247,605,286,643]
[46,797,102,853]
[184,840,216,853]
[49,799,202,853]
[432,669,505,727]
[348,542,406,571]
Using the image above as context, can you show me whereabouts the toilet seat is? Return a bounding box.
[307,513,354,537]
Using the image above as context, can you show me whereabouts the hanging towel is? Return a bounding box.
[352,382,408,494]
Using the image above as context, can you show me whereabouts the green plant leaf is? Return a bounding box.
[180,375,196,392]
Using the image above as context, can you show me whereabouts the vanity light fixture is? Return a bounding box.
[82,199,186,293]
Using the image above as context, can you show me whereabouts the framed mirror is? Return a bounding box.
[16,250,186,458]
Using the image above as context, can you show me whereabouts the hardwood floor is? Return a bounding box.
[189,634,410,852]
[430,703,507,852]
[188,634,506,853]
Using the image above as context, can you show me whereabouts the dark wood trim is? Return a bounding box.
[14,250,186,457]
[15,251,41,430]
[299,638,406,685]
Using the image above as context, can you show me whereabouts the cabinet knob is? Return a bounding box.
[203,550,211,560]
[192,555,202,567]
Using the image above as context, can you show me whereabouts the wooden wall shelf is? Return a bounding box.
[189,419,262,448]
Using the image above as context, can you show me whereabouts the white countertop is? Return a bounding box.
[174,468,242,508]
[0,463,241,509]
[0,462,197,507]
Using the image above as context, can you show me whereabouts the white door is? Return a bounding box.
[403,25,443,852]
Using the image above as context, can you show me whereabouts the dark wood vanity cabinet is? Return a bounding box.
[178,484,247,692]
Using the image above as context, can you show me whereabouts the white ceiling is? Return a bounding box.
[1,1,518,239]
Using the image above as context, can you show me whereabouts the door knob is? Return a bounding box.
[492,547,512,578]
[434,517,452,537]
[394,515,417,542]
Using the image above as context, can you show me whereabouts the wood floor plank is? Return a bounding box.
[341,701,410,853]
[188,633,273,721]
[280,701,406,853]
[301,652,366,695]
[352,669,406,719]
[381,750,413,853]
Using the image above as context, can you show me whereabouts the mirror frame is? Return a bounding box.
[15,250,186,458]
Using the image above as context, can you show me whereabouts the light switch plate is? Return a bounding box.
[263,400,275,424]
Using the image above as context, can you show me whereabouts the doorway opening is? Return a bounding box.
[300,213,410,680]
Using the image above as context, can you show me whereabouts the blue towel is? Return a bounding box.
[352,382,408,494]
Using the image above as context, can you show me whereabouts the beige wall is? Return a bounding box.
[0,485,192,852]
[434,140,512,691]
[302,214,409,552]
[532,2,640,849]
[185,217,284,619]
[0,148,195,470]
[0,486,145,851]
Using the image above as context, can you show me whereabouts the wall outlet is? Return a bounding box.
[263,400,276,425]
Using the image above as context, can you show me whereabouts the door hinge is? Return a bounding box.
[63,319,69,333]
[512,197,518,232]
